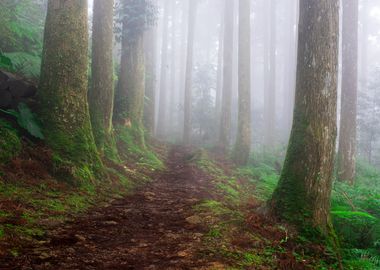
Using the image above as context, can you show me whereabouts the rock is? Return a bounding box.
[177,250,190,257]
[186,215,202,225]
[6,80,37,98]
[0,70,15,84]
[75,234,86,242]
[104,220,118,225]
[0,90,12,109]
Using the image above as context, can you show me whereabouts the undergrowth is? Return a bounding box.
[192,149,380,269]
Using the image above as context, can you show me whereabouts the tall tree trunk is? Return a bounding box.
[144,26,158,137]
[337,0,358,184]
[270,0,339,234]
[168,0,178,136]
[218,0,234,151]
[183,0,197,144]
[233,0,251,165]
[114,1,146,148]
[156,0,170,138]
[215,12,224,128]
[263,0,276,149]
[39,0,102,182]
[89,0,117,160]
[360,0,369,93]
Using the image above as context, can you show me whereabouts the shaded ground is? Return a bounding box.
[1,146,218,270]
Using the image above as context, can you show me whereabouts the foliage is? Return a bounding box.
[115,0,158,43]
[0,0,45,77]
[0,103,44,139]
[0,119,22,163]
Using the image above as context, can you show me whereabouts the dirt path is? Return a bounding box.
[3,146,214,270]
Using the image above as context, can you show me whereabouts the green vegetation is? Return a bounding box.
[0,119,22,163]
[192,149,380,269]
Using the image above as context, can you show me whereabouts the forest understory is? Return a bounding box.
[0,144,340,270]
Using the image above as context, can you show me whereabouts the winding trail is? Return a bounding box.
[4,146,215,270]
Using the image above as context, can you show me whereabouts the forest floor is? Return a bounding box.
[0,145,336,270]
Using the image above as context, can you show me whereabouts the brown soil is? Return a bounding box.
[0,146,216,270]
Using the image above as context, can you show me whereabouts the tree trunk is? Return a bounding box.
[270,0,339,234]
[337,0,358,184]
[233,0,251,165]
[218,0,234,151]
[39,0,101,181]
[156,0,170,138]
[144,26,158,137]
[89,0,117,160]
[215,14,224,129]
[183,0,197,144]
[263,0,276,149]
[114,2,146,148]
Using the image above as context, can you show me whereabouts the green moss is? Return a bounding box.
[0,120,22,163]
[116,125,163,170]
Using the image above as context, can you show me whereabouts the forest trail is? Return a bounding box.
[2,146,217,270]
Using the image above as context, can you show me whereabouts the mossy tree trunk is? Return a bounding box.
[39,0,102,182]
[337,0,358,185]
[89,0,118,160]
[183,0,197,144]
[233,0,251,165]
[144,27,157,138]
[270,0,339,235]
[114,12,146,148]
[218,0,234,151]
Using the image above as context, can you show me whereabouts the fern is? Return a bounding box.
[0,103,44,139]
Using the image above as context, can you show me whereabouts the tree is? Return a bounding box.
[270,0,339,234]
[89,0,118,160]
[233,0,251,165]
[156,0,170,138]
[337,0,359,184]
[218,0,234,151]
[144,26,158,137]
[263,0,276,149]
[38,0,102,181]
[183,0,198,144]
[114,0,150,147]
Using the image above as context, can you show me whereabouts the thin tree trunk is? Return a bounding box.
[89,0,117,160]
[233,0,251,165]
[156,0,170,138]
[218,0,234,151]
[263,0,276,149]
[183,0,197,144]
[270,0,339,234]
[337,0,358,184]
[215,12,224,127]
[144,27,158,137]
[39,0,102,182]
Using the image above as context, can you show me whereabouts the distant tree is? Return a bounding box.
[156,0,170,138]
[38,0,102,181]
[233,0,251,165]
[89,0,118,160]
[144,26,158,137]
[337,0,359,184]
[218,0,234,151]
[114,0,155,147]
[270,0,339,234]
[215,6,224,125]
[263,0,276,149]
[183,0,198,144]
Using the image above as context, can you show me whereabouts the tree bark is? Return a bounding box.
[114,1,146,147]
[39,0,102,181]
[218,0,234,151]
[144,26,158,137]
[270,0,339,234]
[233,0,251,165]
[337,0,358,184]
[183,0,197,144]
[89,0,117,160]
[156,0,170,138]
[263,0,276,149]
